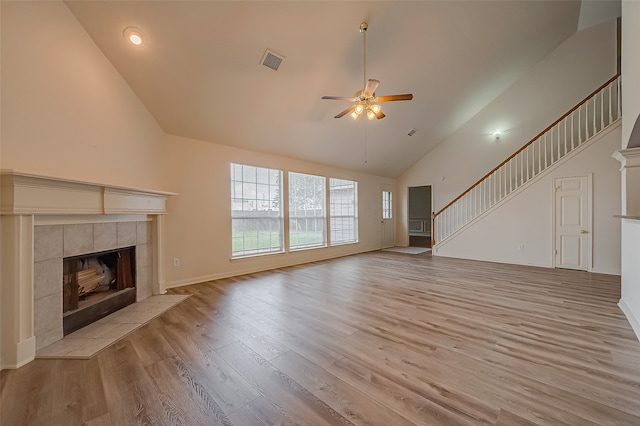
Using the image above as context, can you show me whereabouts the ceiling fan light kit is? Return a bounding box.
[322,22,413,121]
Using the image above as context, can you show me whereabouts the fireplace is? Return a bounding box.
[32,220,153,349]
[63,246,136,335]
[0,170,176,369]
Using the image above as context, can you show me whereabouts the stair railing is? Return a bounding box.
[432,74,621,246]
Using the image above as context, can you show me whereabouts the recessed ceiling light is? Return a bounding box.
[123,27,143,46]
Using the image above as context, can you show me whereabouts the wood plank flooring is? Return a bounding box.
[2,251,640,425]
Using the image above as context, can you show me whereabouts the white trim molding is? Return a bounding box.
[619,299,640,342]
[1,170,175,215]
[613,147,640,216]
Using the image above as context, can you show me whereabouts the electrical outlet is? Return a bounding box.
[518,244,524,251]
[173,257,180,267]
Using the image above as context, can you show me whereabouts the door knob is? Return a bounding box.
[581,230,589,234]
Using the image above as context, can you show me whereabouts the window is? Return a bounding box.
[382,190,393,219]
[330,178,358,245]
[230,163,283,257]
[289,172,326,250]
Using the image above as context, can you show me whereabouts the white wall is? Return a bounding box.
[622,2,640,149]
[0,1,165,189]
[434,124,621,275]
[395,19,617,247]
[0,0,166,369]
[620,1,640,339]
[162,134,394,288]
[578,0,621,30]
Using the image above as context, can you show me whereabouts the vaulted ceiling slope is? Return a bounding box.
[65,1,581,178]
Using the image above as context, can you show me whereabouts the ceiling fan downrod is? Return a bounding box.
[360,22,367,89]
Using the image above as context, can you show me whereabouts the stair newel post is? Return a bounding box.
[430,212,435,247]
[617,77,621,118]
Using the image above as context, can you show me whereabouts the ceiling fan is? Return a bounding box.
[322,22,413,120]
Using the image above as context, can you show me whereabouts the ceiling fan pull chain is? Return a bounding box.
[364,120,368,164]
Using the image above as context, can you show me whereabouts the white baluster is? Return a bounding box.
[552,127,556,160]
[484,179,488,210]
[472,187,475,218]
[566,117,570,152]
[600,90,604,129]
[464,193,468,224]
[592,96,597,136]
[544,133,549,169]
[571,113,575,150]
[563,120,568,155]
[608,83,613,124]
[535,139,540,175]
[578,105,582,144]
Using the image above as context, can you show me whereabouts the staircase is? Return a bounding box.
[432,74,621,246]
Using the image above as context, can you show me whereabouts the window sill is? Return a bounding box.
[230,250,285,262]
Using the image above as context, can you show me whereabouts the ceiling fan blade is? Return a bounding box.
[363,79,380,97]
[322,96,357,101]
[334,105,357,119]
[375,94,414,102]
[375,110,386,120]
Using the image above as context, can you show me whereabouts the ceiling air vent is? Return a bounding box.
[261,49,284,71]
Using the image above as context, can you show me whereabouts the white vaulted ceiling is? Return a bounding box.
[64,1,582,177]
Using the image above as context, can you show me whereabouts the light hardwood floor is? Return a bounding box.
[2,251,640,425]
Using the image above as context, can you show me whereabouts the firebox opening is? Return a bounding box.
[62,246,136,335]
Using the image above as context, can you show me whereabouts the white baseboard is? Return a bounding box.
[591,267,622,276]
[164,248,380,289]
[0,336,36,370]
[619,299,640,342]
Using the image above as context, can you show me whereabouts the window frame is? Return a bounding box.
[329,178,358,245]
[382,190,393,219]
[288,171,327,251]
[230,163,284,258]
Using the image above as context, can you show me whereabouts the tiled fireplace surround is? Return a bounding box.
[34,220,153,350]
[0,171,175,369]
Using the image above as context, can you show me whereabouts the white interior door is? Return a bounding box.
[381,185,394,248]
[555,176,591,270]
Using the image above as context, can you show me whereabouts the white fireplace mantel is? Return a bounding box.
[0,170,177,370]
[1,170,176,215]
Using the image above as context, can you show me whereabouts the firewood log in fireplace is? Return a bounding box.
[75,268,104,296]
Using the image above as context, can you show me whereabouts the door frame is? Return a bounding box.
[407,184,433,247]
[552,174,592,271]
[380,184,394,249]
